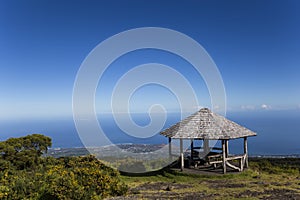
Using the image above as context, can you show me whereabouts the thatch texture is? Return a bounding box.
[160,108,256,139]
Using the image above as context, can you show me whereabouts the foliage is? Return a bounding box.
[0,135,128,200]
[249,158,300,175]
[0,134,52,170]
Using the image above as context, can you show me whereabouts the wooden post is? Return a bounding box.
[180,138,184,171]
[203,139,209,156]
[222,139,226,174]
[225,139,229,157]
[240,157,243,172]
[189,139,194,168]
[168,137,172,162]
[244,137,248,168]
[190,139,194,160]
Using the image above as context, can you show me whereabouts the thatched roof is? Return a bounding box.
[160,108,256,140]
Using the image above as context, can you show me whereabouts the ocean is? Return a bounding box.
[1,110,299,156]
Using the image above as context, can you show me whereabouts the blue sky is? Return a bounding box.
[1,0,300,119]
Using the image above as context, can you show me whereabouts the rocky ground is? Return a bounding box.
[110,180,300,199]
[108,158,300,200]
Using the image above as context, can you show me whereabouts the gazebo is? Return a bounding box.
[160,108,256,174]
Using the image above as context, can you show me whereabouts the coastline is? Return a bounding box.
[46,144,300,159]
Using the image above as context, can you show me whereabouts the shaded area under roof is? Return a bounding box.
[160,108,256,140]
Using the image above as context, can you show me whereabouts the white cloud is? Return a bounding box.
[239,104,273,111]
[261,104,271,110]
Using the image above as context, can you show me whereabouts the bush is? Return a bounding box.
[0,155,128,199]
[0,135,128,199]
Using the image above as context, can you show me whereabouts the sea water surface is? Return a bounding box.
[0,110,299,156]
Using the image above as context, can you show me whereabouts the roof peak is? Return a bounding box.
[160,108,256,139]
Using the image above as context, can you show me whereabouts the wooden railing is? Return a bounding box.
[208,153,247,172]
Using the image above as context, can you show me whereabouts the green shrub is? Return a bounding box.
[0,156,128,199]
[0,135,128,199]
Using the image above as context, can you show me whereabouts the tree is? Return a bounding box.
[0,134,52,169]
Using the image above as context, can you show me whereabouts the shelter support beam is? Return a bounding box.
[244,137,248,168]
[222,139,227,174]
[180,138,184,171]
[190,139,194,160]
[168,137,172,162]
[225,139,229,157]
[203,139,209,155]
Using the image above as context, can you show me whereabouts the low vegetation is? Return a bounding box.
[0,134,127,200]
[118,158,300,199]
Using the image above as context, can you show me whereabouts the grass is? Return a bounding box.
[118,158,300,199]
